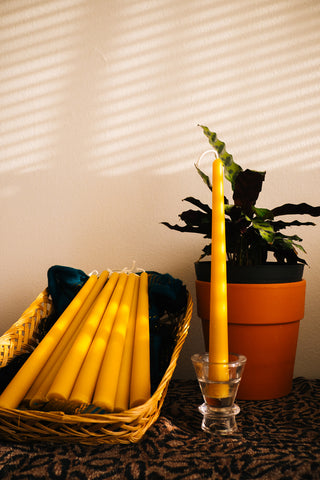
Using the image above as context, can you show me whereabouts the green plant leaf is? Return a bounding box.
[194,166,230,208]
[194,164,212,190]
[272,219,316,231]
[279,234,303,242]
[161,203,211,237]
[233,169,266,213]
[274,232,305,246]
[273,233,307,254]
[183,196,211,213]
[270,237,306,264]
[252,207,274,220]
[161,220,209,236]
[199,125,242,187]
[200,243,211,260]
[292,242,307,253]
[225,204,235,216]
[251,218,275,243]
[272,203,320,217]
[180,209,211,230]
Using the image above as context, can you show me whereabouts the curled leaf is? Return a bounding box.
[199,125,242,187]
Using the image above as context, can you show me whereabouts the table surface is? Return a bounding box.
[0,377,319,480]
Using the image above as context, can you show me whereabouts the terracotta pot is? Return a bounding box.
[195,279,306,400]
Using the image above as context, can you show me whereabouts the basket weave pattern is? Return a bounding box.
[0,289,192,444]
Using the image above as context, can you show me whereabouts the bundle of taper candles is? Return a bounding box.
[0,270,151,412]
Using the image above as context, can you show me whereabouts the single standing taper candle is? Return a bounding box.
[209,157,229,397]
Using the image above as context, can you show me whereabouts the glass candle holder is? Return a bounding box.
[191,353,247,435]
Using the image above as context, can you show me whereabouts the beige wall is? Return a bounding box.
[1,0,319,379]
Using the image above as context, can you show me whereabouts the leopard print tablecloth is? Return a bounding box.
[0,377,319,479]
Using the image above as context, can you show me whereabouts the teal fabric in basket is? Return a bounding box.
[48,265,89,318]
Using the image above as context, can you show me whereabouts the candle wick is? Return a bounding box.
[130,260,136,272]
[195,149,219,168]
[89,270,99,276]
[120,260,143,275]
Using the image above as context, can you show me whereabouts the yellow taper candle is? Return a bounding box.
[26,270,110,407]
[47,272,126,401]
[0,274,98,409]
[93,273,137,411]
[209,157,229,397]
[130,271,151,408]
[114,274,139,412]
[69,271,121,404]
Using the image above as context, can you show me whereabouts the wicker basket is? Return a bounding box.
[0,288,193,444]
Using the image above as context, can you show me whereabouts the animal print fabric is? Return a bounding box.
[0,377,319,479]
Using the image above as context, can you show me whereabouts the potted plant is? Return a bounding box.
[162,126,320,399]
